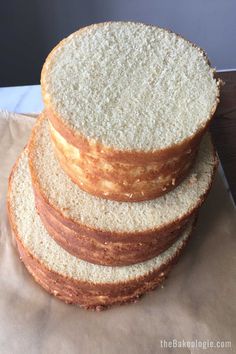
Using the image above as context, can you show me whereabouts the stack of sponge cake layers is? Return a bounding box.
[8,22,220,310]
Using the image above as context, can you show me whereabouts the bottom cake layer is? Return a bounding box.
[8,149,194,310]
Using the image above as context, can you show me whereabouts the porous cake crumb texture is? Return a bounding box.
[43,22,219,151]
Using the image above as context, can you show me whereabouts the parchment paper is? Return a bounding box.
[0,110,235,354]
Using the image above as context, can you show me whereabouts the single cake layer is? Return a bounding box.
[28,116,217,266]
[8,149,194,309]
[29,116,217,233]
[41,22,220,202]
[42,22,219,151]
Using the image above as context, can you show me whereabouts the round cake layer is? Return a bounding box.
[28,115,217,266]
[42,22,219,151]
[41,22,220,202]
[8,150,193,309]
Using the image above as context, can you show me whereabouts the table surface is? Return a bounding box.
[0,71,235,204]
[0,85,43,113]
[211,71,236,205]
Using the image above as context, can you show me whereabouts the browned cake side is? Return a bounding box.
[48,108,205,202]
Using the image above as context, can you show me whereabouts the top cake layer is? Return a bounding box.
[42,22,219,152]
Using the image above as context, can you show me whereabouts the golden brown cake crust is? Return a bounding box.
[36,192,188,266]
[32,171,214,266]
[46,108,212,202]
[48,113,199,202]
[14,236,187,310]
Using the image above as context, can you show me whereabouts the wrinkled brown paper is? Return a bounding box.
[0,110,235,354]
